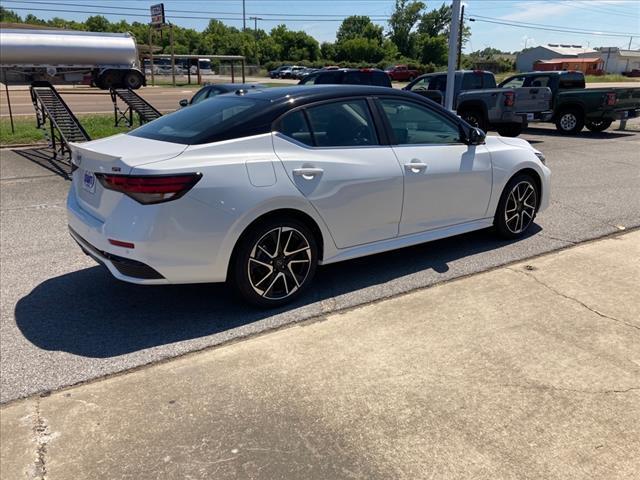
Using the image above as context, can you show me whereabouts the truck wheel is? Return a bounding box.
[460,109,487,132]
[497,123,524,137]
[99,71,122,90]
[123,71,143,90]
[585,119,613,132]
[555,108,584,135]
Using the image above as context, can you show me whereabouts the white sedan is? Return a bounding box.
[67,85,550,307]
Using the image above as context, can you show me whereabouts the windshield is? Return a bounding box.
[128,95,266,145]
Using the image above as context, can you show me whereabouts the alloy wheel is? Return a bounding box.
[504,181,537,234]
[560,113,577,131]
[247,227,312,300]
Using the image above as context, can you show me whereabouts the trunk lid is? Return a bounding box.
[70,134,188,221]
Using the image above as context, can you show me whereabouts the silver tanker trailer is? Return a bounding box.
[0,28,146,89]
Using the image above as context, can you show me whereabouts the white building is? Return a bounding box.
[516,44,597,72]
[580,48,640,74]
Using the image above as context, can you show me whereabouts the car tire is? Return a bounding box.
[555,107,584,134]
[494,173,539,239]
[460,109,488,132]
[585,119,613,132]
[496,123,524,137]
[230,218,318,308]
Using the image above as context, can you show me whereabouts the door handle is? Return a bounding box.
[404,161,428,173]
[292,167,324,179]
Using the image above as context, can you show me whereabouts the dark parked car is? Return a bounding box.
[298,68,392,87]
[178,83,265,107]
[268,65,291,79]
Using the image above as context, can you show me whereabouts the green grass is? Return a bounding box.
[0,114,140,146]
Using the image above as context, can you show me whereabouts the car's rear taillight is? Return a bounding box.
[504,92,515,107]
[605,92,616,106]
[96,173,202,205]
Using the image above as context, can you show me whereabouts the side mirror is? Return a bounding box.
[467,127,486,145]
[179,99,189,107]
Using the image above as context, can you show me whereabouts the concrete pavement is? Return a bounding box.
[1,121,639,403]
[2,230,639,480]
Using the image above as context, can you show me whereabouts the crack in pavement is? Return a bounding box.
[32,397,52,480]
[550,199,627,231]
[499,384,640,395]
[507,267,640,332]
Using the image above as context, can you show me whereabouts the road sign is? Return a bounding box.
[150,3,165,27]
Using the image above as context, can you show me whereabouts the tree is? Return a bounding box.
[320,42,337,61]
[85,15,110,32]
[336,38,385,63]
[336,16,384,44]
[0,6,22,23]
[418,35,448,65]
[418,3,470,45]
[387,0,425,57]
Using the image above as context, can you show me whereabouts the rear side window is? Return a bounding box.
[276,110,313,146]
[315,71,343,84]
[371,71,392,87]
[129,96,265,144]
[343,71,367,85]
[462,73,483,90]
[305,100,378,147]
[299,73,318,85]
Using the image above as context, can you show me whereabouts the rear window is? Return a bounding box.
[462,73,483,90]
[128,95,266,145]
[315,71,344,84]
[559,72,585,89]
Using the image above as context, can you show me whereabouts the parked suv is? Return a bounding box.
[299,68,392,87]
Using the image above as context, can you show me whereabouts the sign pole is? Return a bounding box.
[445,0,462,113]
[148,28,154,86]
[1,70,15,134]
[170,25,175,87]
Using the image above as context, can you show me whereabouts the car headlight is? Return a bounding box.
[534,152,546,165]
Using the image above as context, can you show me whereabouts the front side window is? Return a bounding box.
[409,77,430,92]
[305,100,378,147]
[190,88,211,105]
[380,98,461,145]
[525,76,550,88]
[501,76,525,88]
[299,73,318,85]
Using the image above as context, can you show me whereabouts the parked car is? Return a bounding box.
[299,68,392,87]
[291,67,318,80]
[385,64,420,82]
[404,70,553,137]
[68,85,549,307]
[499,71,640,134]
[178,83,265,107]
[280,66,304,79]
[268,65,291,79]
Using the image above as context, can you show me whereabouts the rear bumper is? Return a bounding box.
[69,227,165,281]
[612,108,640,120]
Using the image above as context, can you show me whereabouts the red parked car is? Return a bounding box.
[385,64,420,82]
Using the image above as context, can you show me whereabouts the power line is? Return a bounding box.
[467,13,638,36]
[3,0,392,19]
[468,17,638,38]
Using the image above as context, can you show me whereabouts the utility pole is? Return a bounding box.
[242,0,246,30]
[250,16,262,34]
[457,4,464,69]
[445,0,461,113]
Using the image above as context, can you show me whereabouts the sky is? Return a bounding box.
[3,0,639,53]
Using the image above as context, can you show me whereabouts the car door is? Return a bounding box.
[376,97,493,235]
[272,98,404,249]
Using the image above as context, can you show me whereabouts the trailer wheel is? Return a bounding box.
[98,70,122,90]
[123,71,143,90]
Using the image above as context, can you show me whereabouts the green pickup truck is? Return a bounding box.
[499,71,640,134]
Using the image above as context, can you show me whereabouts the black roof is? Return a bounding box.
[230,84,404,104]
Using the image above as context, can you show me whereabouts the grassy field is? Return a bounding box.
[0,114,140,146]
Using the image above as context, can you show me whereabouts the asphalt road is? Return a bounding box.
[1,122,639,403]
[2,79,639,116]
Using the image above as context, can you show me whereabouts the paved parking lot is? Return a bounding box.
[1,122,639,403]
